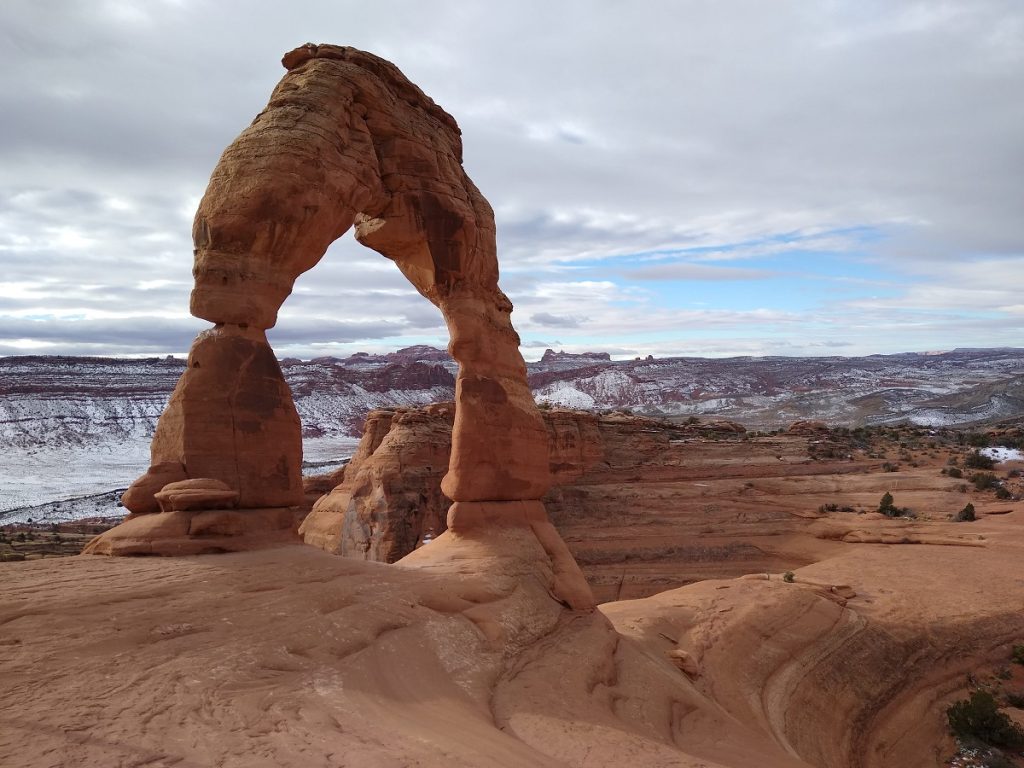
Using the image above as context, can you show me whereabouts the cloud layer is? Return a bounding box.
[1,0,1021,359]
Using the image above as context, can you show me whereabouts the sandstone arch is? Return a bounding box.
[86,44,593,609]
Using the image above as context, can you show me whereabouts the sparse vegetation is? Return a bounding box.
[965,451,996,470]
[972,472,999,491]
[877,492,911,518]
[947,467,963,478]
[947,690,1024,749]
[956,503,976,523]
[1012,644,1024,666]
[782,571,795,583]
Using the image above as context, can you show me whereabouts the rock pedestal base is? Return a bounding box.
[400,500,595,613]
[82,508,298,557]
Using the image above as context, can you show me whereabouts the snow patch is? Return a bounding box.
[980,446,1024,462]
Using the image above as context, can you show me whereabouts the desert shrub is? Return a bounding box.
[972,473,999,491]
[947,467,963,478]
[1013,644,1024,666]
[882,462,899,473]
[839,505,856,513]
[966,451,996,470]
[947,690,1024,749]
[1008,469,1022,478]
[819,503,839,513]
[966,432,991,448]
[995,486,1012,500]
[783,571,795,583]
[879,492,898,517]
[956,503,976,522]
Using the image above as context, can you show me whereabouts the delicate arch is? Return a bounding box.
[91,45,592,608]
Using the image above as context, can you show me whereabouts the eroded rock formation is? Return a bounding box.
[86,44,593,609]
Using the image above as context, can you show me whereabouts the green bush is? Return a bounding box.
[966,432,991,447]
[972,472,999,491]
[1013,644,1024,666]
[995,486,1012,500]
[879,492,896,516]
[956,503,976,522]
[965,451,996,470]
[782,571,795,583]
[947,690,1024,749]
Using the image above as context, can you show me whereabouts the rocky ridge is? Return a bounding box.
[4,347,1023,455]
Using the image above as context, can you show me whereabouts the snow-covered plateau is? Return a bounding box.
[4,346,1024,524]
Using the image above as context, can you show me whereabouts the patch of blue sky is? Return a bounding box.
[562,225,890,271]
[560,226,907,313]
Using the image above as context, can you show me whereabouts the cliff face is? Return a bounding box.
[300,404,454,560]
[301,404,759,594]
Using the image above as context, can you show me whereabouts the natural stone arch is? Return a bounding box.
[86,44,593,609]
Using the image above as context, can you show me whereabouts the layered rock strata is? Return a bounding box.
[300,405,747,563]
[87,44,592,609]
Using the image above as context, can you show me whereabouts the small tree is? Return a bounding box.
[947,690,1024,748]
[878,492,897,517]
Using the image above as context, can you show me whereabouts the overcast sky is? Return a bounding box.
[1,0,1022,361]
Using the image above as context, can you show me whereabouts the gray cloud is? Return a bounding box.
[530,313,587,328]
[0,0,1021,358]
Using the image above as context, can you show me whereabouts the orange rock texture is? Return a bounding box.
[89,44,586,603]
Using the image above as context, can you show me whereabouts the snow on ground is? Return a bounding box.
[0,436,361,525]
[1,440,151,514]
[537,385,596,409]
[301,436,361,472]
[981,446,1024,462]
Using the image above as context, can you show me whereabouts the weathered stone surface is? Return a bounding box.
[82,508,296,556]
[141,326,303,510]
[300,405,636,563]
[94,43,586,603]
[300,404,453,559]
[121,461,188,514]
[154,479,239,513]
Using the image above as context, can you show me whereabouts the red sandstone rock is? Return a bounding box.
[154,479,239,513]
[93,43,589,606]
[301,405,681,565]
[121,461,187,514]
[300,405,453,559]
[81,508,296,556]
